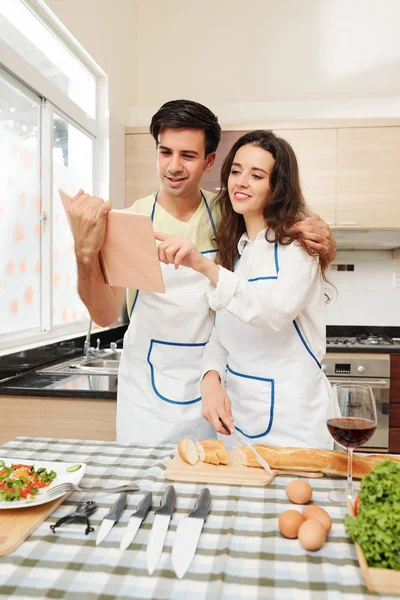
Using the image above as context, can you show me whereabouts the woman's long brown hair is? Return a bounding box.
[212,130,331,283]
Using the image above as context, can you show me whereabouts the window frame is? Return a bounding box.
[0,0,109,353]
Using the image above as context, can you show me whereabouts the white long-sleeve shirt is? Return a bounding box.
[201,229,327,381]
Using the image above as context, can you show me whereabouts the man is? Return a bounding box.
[68,99,336,445]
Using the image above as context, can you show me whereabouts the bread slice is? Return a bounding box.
[178,438,199,465]
[216,448,229,465]
[196,441,220,465]
[232,444,400,479]
[196,439,228,465]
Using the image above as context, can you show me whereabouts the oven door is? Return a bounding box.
[327,377,389,452]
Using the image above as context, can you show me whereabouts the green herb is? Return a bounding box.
[344,459,400,569]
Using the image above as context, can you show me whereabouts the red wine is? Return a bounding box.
[327,417,376,448]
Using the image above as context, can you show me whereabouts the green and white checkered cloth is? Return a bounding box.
[0,437,397,600]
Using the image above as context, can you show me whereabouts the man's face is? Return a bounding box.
[156,127,216,198]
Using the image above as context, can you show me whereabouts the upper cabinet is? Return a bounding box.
[125,132,159,206]
[336,127,400,228]
[125,123,400,229]
[201,128,337,225]
[274,129,337,225]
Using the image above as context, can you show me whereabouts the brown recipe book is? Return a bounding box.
[59,189,165,292]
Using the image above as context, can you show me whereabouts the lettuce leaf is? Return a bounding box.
[344,459,400,569]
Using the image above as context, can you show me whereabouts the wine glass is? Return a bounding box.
[326,383,377,504]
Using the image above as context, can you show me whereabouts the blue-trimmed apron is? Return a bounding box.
[218,241,334,449]
[117,191,217,444]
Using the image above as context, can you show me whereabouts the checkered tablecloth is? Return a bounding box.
[0,437,397,600]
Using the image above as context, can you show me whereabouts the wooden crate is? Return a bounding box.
[348,502,400,595]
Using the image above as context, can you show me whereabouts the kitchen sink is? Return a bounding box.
[81,359,120,369]
[37,349,122,376]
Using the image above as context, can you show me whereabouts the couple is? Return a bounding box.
[69,100,337,450]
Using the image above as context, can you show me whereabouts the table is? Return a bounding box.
[0,437,397,600]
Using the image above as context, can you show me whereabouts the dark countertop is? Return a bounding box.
[326,325,400,354]
[0,325,127,399]
[326,347,400,354]
[1,324,399,399]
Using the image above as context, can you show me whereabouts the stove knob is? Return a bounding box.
[357,365,366,374]
[322,364,327,373]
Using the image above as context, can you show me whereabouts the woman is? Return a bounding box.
[155,130,337,449]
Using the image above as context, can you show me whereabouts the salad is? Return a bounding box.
[345,459,400,570]
[0,460,57,502]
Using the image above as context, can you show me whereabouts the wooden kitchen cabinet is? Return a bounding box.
[273,129,337,224]
[125,121,400,229]
[389,354,400,454]
[199,128,337,225]
[125,132,159,206]
[336,127,400,228]
[0,396,116,446]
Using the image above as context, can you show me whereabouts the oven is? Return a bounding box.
[322,353,390,452]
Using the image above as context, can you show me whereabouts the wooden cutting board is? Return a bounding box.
[165,451,323,486]
[0,493,70,556]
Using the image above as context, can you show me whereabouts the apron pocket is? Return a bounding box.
[226,364,275,438]
[147,339,206,404]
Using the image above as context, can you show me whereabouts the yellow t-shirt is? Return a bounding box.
[124,190,218,316]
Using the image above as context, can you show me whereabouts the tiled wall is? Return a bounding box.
[324,251,400,326]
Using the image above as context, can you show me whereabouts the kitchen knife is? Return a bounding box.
[171,488,211,579]
[219,417,272,474]
[95,492,127,545]
[146,485,177,575]
[119,491,152,551]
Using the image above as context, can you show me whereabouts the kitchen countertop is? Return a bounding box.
[0,325,127,399]
[1,324,399,400]
[0,436,396,600]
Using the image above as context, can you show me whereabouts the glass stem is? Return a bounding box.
[346,447,354,499]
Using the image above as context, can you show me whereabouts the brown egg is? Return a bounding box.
[302,505,332,532]
[285,480,313,505]
[278,510,305,539]
[298,519,327,551]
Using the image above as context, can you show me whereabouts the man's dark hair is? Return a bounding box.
[150,99,221,156]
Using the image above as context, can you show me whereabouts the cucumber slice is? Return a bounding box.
[66,464,81,473]
[0,460,4,467]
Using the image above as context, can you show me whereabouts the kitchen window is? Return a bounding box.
[0,0,108,352]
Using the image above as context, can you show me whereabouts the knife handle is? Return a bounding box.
[106,492,128,521]
[132,491,152,520]
[219,418,232,435]
[156,485,176,516]
[190,488,211,520]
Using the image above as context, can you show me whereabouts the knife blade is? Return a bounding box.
[146,485,176,575]
[219,417,272,474]
[171,488,211,579]
[96,492,127,545]
[119,491,152,551]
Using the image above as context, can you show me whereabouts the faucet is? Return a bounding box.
[83,318,93,359]
[83,319,101,359]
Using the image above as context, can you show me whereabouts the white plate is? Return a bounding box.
[0,457,86,509]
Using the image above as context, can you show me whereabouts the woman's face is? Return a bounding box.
[228,143,275,219]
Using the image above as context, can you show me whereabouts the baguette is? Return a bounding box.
[177,438,228,466]
[177,438,199,465]
[231,445,400,479]
[196,439,228,466]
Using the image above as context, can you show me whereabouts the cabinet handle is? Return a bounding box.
[337,222,359,226]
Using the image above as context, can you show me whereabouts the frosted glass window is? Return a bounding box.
[0,74,41,336]
[52,114,92,327]
[0,1,96,118]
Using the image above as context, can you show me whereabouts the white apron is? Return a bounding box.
[117,192,216,445]
[218,242,334,450]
